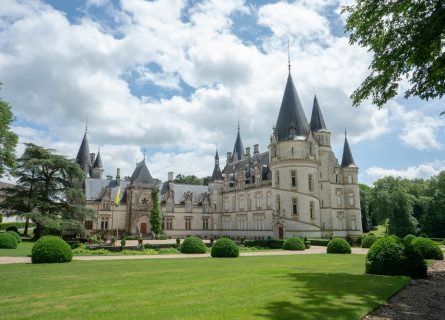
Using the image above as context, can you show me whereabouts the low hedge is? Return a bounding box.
[411,237,444,260]
[307,239,330,246]
[282,237,305,251]
[0,232,18,249]
[31,236,72,264]
[366,236,427,278]
[6,230,21,243]
[0,222,35,230]
[361,234,377,248]
[180,236,207,254]
[211,238,239,258]
[327,238,351,254]
[244,239,284,249]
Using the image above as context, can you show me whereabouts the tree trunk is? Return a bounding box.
[23,217,30,236]
[34,222,43,240]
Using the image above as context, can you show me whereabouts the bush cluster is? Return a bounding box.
[211,238,239,258]
[307,239,330,246]
[403,234,416,244]
[282,237,305,251]
[361,234,377,248]
[180,236,207,254]
[327,238,351,254]
[366,237,427,278]
[0,232,18,249]
[411,237,444,260]
[244,239,284,249]
[31,236,72,264]
[6,230,21,243]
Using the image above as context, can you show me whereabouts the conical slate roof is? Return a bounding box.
[210,150,223,182]
[341,135,356,167]
[93,149,103,169]
[275,73,309,141]
[76,132,91,168]
[310,95,327,132]
[233,127,244,160]
[130,159,155,185]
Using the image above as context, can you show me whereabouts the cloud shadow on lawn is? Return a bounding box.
[256,272,408,320]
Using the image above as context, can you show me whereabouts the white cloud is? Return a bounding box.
[366,160,445,181]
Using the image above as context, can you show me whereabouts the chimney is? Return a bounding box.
[168,172,174,182]
[227,152,232,163]
[254,144,259,154]
[90,153,95,165]
[245,147,251,156]
[116,168,121,186]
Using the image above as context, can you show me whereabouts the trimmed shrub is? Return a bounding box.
[244,239,284,249]
[31,236,72,264]
[282,237,305,251]
[366,237,427,278]
[0,232,18,249]
[6,226,20,235]
[211,238,239,258]
[180,236,207,254]
[307,239,330,246]
[361,234,377,248]
[411,237,444,260]
[327,238,351,254]
[6,230,21,243]
[403,234,416,245]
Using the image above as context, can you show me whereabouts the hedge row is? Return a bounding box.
[244,239,284,249]
[307,239,330,246]
[0,222,35,230]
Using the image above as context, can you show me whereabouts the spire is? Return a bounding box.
[76,130,92,170]
[233,124,244,160]
[130,159,154,185]
[275,73,309,141]
[310,95,327,131]
[211,149,223,182]
[341,131,356,167]
[92,147,103,169]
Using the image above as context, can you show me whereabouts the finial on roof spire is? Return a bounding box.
[85,116,88,132]
[143,148,146,160]
[287,38,291,72]
[345,128,347,137]
[237,111,240,131]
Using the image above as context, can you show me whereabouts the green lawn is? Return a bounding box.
[0,255,408,320]
[0,241,34,256]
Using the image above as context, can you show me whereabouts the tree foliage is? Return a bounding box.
[0,143,94,239]
[343,1,445,107]
[150,189,162,235]
[0,87,18,177]
[173,174,211,186]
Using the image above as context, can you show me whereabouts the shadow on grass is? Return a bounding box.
[256,272,408,320]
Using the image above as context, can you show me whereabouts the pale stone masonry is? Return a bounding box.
[78,69,362,240]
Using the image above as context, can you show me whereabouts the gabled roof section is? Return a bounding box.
[233,126,244,160]
[76,131,91,168]
[210,150,223,182]
[275,73,309,141]
[341,134,356,167]
[130,159,155,185]
[310,95,327,132]
[93,149,103,169]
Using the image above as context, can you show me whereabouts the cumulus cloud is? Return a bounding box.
[366,161,445,181]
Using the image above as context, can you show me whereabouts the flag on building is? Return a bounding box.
[114,187,121,207]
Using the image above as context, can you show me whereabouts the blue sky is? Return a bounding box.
[0,0,444,184]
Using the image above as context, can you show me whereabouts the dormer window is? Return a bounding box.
[289,125,297,138]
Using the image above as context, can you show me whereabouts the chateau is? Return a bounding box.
[77,69,363,240]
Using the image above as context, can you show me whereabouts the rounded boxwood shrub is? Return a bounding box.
[31,236,72,264]
[6,226,20,235]
[327,238,351,254]
[282,237,305,251]
[6,230,21,243]
[180,236,207,254]
[211,238,239,258]
[361,234,377,248]
[0,232,18,249]
[411,237,444,260]
[366,237,427,278]
[403,234,416,245]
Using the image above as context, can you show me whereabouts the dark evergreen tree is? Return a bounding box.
[150,189,162,236]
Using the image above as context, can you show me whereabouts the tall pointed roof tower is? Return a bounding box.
[232,122,244,160]
[92,148,103,169]
[130,158,155,185]
[210,150,223,182]
[341,131,356,167]
[275,65,309,141]
[76,127,92,173]
[310,95,327,131]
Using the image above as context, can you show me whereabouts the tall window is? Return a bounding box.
[276,195,281,212]
[348,192,355,206]
[336,190,343,206]
[253,213,265,230]
[236,215,247,230]
[185,216,192,230]
[100,217,109,230]
[310,201,315,220]
[348,175,353,184]
[84,221,93,230]
[165,217,173,230]
[256,193,262,209]
[291,170,297,187]
[222,215,231,230]
[308,174,314,192]
[292,198,298,215]
[276,170,280,186]
[202,217,209,230]
[266,193,271,208]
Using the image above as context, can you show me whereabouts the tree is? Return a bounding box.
[0,86,18,177]
[343,1,445,107]
[150,189,162,236]
[359,184,373,232]
[421,171,445,237]
[0,143,94,238]
[174,174,205,185]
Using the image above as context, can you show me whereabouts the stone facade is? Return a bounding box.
[78,70,362,240]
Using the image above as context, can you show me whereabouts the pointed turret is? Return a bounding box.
[76,130,91,175]
[310,95,327,132]
[130,159,155,185]
[275,73,309,141]
[210,150,223,182]
[91,148,104,179]
[341,132,356,167]
[232,124,244,160]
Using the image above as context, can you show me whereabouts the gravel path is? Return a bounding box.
[0,245,368,264]
[364,260,445,320]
